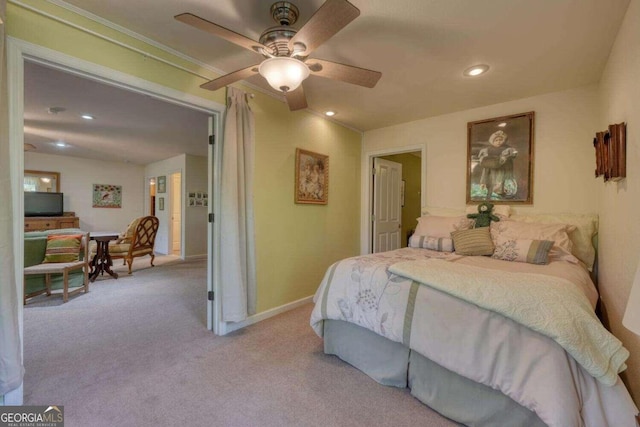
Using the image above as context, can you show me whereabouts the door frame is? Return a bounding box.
[7,38,226,403]
[360,145,426,255]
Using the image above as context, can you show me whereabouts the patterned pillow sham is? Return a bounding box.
[490,220,575,253]
[492,237,554,265]
[42,234,83,263]
[415,215,474,238]
[409,234,454,252]
[509,213,597,270]
[450,227,494,256]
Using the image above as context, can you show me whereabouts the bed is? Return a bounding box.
[310,211,639,427]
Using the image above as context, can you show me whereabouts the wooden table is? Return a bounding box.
[89,232,120,282]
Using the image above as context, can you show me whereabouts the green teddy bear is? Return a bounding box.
[467,202,500,228]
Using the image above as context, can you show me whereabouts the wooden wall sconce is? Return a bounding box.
[594,122,626,182]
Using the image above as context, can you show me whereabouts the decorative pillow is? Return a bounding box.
[492,237,554,264]
[119,218,141,243]
[509,213,597,270]
[490,220,575,254]
[465,204,511,219]
[409,234,454,252]
[415,215,474,238]
[42,234,83,263]
[451,228,494,256]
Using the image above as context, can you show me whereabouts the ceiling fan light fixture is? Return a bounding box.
[259,57,310,93]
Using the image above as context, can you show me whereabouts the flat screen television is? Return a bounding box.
[24,191,64,217]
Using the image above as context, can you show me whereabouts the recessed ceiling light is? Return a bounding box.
[81,114,95,120]
[463,64,490,77]
[498,122,507,127]
[325,111,336,117]
[55,142,67,148]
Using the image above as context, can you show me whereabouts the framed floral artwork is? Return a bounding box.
[295,148,329,205]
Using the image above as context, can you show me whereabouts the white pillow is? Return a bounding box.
[415,215,474,238]
[408,234,454,252]
[509,213,597,270]
[492,237,554,265]
[489,220,577,262]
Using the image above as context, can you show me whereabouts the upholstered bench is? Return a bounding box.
[24,229,90,304]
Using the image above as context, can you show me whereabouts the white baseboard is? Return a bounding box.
[222,295,314,335]
[184,254,207,261]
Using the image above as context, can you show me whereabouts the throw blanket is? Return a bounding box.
[389,259,629,386]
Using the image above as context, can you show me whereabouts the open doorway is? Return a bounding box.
[148,177,156,216]
[376,152,422,250]
[364,148,424,254]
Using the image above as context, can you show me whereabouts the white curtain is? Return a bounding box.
[0,0,24,395]
[220,87,256,322]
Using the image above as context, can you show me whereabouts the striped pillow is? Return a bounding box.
[42,234,82,263]
[409,234,454,252]
[450,228,494,256]
[492,237,554,265]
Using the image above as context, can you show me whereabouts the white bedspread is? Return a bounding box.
[310,248,639,427]
[390,258,628,386]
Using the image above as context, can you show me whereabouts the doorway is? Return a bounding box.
[8,39,227,404]
[362,147,425,254]
[149,177,156,216]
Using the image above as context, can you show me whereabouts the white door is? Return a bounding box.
[171,173,182,255]
[372,158,402,252]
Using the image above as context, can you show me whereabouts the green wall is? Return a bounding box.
[380,153,421,247]
[9,1,362,313]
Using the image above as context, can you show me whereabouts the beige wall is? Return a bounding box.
[9,1,362,316]
[24,152,145,232]
[184,155,208,258]
[364,86,600,215]
[252,107,361,311]
[598,0,640,403]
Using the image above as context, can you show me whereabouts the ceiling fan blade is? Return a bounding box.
[285,85,308,111]
[175,13,270,55]
[288,0,360,56]
[306,59,381,88]
[200,65,260,91]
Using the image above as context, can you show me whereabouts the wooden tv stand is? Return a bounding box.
[24,212,79,232]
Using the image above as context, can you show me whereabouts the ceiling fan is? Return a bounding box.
[175,0,382,111]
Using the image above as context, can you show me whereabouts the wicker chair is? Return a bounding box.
[107,216,159,274]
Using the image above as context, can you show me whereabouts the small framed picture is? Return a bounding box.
[295,148,329,205]
[159,197,165,211]
[189,198,196,207]
[157,176,166,194]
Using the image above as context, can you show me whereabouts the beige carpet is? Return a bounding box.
[23,256,459,426]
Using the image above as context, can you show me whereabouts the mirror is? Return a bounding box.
[24,170,60,193]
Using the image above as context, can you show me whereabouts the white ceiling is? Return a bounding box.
[24,0,631,163]
[24,61,210,165]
